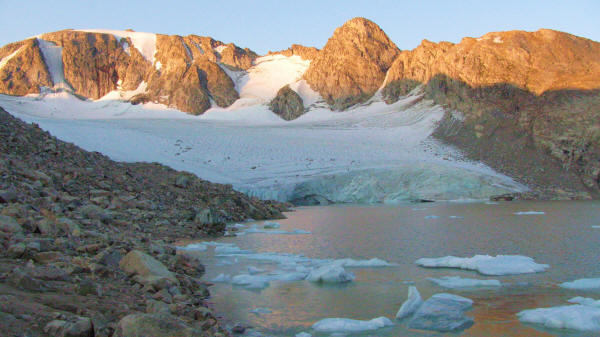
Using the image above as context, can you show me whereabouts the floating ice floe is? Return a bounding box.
[176,243,207,252]
[295,332,312,337]
[262,222,281,229]
[559,278,600,290]
[408,293,474,332]
[517,297,600,331]
[396,286,422,319]
[514,211,545,215]
[242,225,311,235]
[415,255,549,275]
[428,276,502,289]
[211,273,232,283]
[311,317,394,333]
[425,215,440,219]
[231,274,271,289]
[331,258,395,268]
[247,266,265,275]
[251,307,272,315]
[449,215,463,219]
[592,226,600,229]
[306,264,355,283]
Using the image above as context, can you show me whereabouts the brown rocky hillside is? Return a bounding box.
[303,17,400,110]
[0,30,258,115]
[382,29,600,197]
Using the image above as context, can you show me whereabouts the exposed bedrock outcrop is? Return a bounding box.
[380,29,600,197]
[269,85,304,120]
[304,17,400,110]
[0,39,53,95]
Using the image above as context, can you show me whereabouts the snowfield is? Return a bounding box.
[0,53,526,203]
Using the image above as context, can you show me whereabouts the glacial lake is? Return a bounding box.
[187,200,600,336]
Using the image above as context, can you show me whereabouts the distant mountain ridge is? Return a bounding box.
[0,18,599,197]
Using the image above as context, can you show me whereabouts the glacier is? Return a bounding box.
[0,52,527,205]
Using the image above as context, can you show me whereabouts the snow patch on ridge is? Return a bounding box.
[0,46,24,70]
[37,39,71,91]
[78,29,157,63]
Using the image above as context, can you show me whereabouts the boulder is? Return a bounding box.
[0,215,22,234]
[304,17,399,110]
[114,313,204,337]
[269,85,305,121]
[119,250,179,290]
[44,316,94,337]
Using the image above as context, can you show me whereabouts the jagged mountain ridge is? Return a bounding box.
[1,19,599,197]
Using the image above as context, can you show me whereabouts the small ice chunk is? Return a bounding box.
[592,226,600,229]
[514,211,545,215]
[215,245,250,254]
[560,278,600,290]
[517,303,600,331]
[251,307,272,315]
[428,276,501,289]
[177,243,207,251]
[396,286,422,319]
[269,271,308,282]
[295,333,311,337]
[229,223,247,229]
[263,221,281,229]
[231,274,270,289]
[425,215,440,219]
[248,266,265,275]
[449,215,463,219]
[312,317,394,333]
[408,293,474,332]
[306,264,355,283]
[568,297,600,307]
[332,258,394,267]
[243,225,311,235]
[211,273,231,283]
[415,255,549,275]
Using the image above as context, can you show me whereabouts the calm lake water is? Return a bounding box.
[187,200,600,336]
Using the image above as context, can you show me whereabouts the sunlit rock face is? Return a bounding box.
[303,17,400,110]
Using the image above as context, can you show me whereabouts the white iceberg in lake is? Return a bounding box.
[415,255,549,275]
[517,298,600,331]
[568,297,600,307]
[247,266,265,275]
[295,332,311,337]
[514,211,545,215]
[311,317,393,333]
[211,273,231,283]
[263,221,281,229]
[332,258,394,268]
[231,274,271,289]
[428,276,501,289]
[251,307,272,315]
[560,278,600,290]
[177,243,207,251]
[396,286,422,319]
[408,293,474,332]
[306,264,355,283]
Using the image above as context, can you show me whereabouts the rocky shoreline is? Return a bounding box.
[0,107,288,336]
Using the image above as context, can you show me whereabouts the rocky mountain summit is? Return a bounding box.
[0,18,599,197]
[0,107,286,336]
[303,17,400,110]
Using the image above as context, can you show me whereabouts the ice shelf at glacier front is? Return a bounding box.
[415,255,549,275]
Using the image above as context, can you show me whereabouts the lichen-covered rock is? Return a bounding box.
[269,85,304,120]
[119,250,179,290]
[0,38,53,95]
[304,17,399,110]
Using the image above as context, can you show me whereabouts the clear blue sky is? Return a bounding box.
[1,1,598,54]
